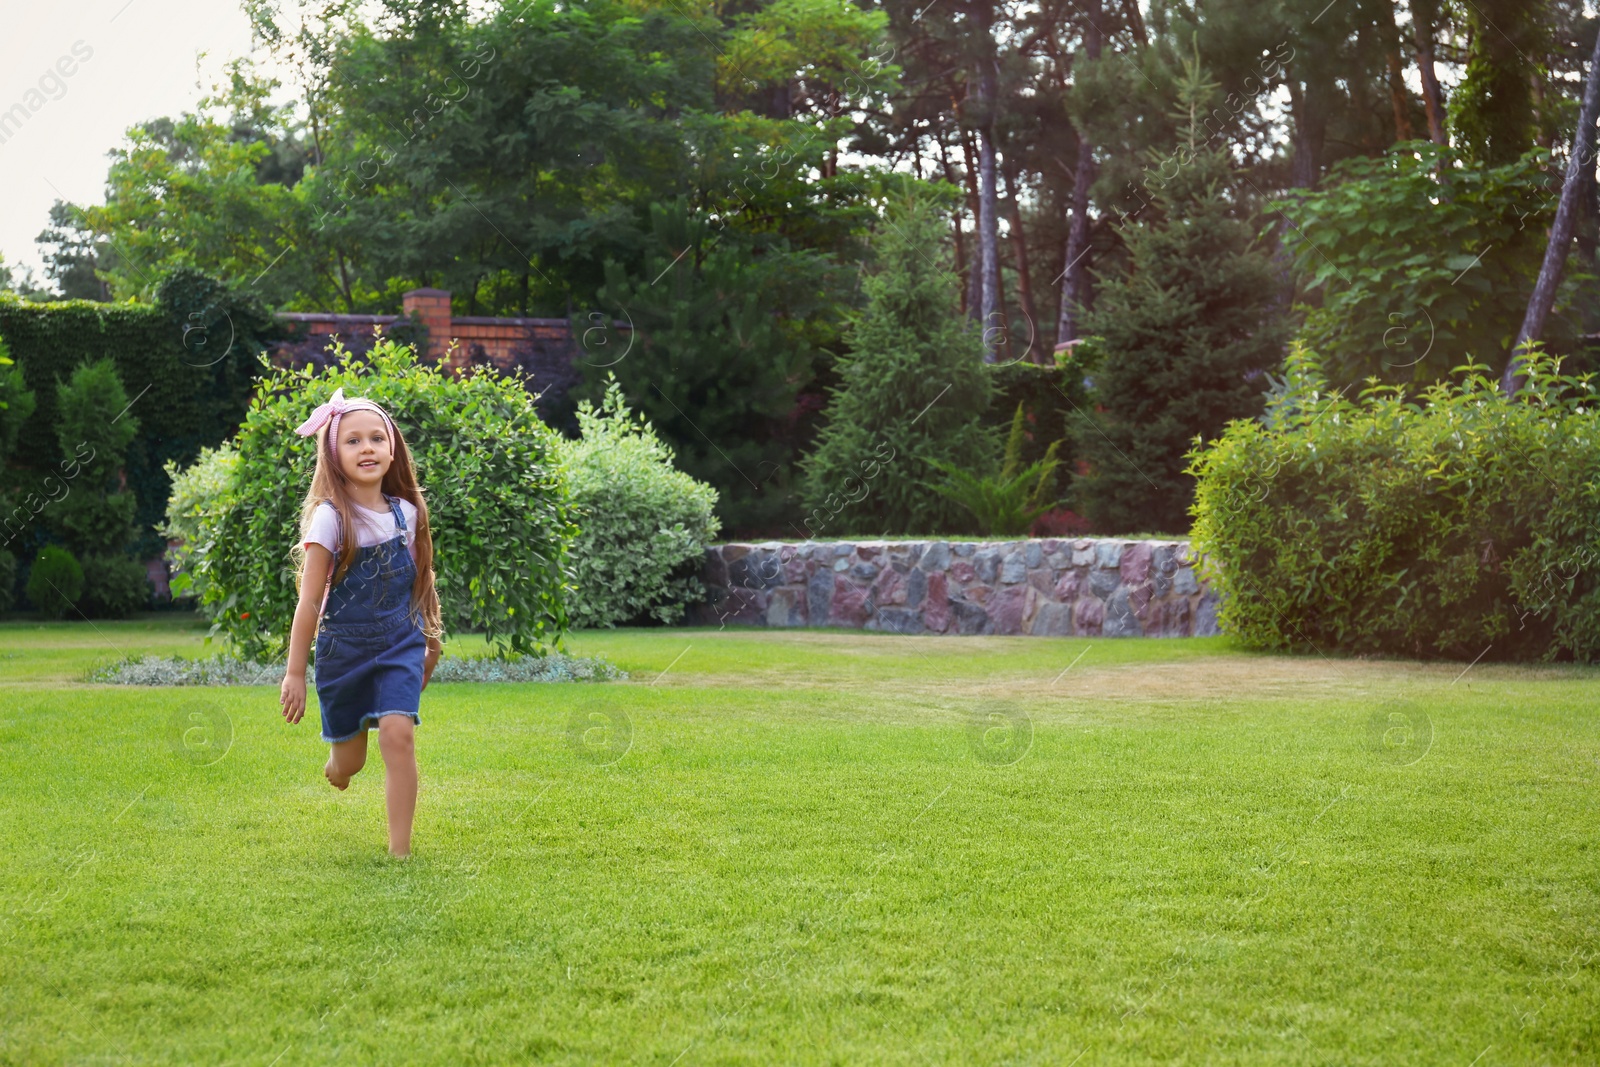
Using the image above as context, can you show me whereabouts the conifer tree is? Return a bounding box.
[798,183,994,536]
[1074,49,1289,534]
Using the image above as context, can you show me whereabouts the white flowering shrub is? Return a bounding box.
[556,375,721,628]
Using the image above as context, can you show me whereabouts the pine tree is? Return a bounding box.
[798,183,994,536]
[1074,48,1289,534]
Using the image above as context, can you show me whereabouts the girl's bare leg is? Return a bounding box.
[377,715,418,856]
[325,733,368,791]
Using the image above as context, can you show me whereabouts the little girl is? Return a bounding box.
[278,387,445,857]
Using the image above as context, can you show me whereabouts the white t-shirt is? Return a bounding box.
[303,498,418,560]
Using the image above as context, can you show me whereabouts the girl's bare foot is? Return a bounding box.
[324,757,352,791]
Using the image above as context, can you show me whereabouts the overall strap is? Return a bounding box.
[388,494,416,563]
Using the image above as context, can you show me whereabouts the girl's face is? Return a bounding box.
[334,410,392,487]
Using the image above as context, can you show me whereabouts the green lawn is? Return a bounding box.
[1,614,1597,1064]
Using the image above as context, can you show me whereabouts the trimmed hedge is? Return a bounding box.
[1188,346,1600,662]
[0,270,279,564]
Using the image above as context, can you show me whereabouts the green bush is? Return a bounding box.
[1188,345,1600,662]
[555,376,720,628]
[199,336,577,661]
[79,554,151,618]
[931,403,1065,535]
[159,440,239,611]
[26,545,84,619]
[984,360,1084,478]
[0,338,38,569]
[0,549,15,613]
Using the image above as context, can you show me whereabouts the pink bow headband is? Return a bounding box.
[294,386,397,459]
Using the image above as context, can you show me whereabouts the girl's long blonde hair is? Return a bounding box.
[291,408,445,645]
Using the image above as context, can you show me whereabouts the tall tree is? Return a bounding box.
[971,0,1002,359]
[1504,23,1600,394]
[1410,0,1449,144]
[799,182,994,535]
[1057,0,1102,346]
[1074,54,1289,533]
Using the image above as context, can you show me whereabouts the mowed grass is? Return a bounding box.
[1,615,1597,1065]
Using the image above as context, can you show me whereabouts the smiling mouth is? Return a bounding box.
[359,460,378,469]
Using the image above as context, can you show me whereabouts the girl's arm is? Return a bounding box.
[280,544,334,725]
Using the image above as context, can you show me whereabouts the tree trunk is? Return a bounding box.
[1057,0,1102,346]
[974,1,1002,361]
[959,128,984,320]
[1501,25,1600,394]
[1411,0,1448,144]
[1381,0,1414,141]
[1003,161,1043,363]
[1287,77,1330,189]
[1120,0,1147,46]
[939,139,971,317]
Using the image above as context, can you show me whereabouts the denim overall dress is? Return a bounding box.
[313,494,427,743]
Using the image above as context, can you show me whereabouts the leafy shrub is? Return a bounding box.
[0,549,15,612]
[555,376,720,628]
[159,440,239,610]
[1272,142,1564,386]
[1188,345,1600,661]
[79,554,151,618]
[26,545,84,619]
[932,403,1064,535]
[198,336,577,661]
[984,360,1085,481]
[589,198,844,535]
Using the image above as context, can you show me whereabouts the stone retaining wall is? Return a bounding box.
[691,539,1220,637]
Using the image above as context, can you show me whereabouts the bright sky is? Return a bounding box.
[0,0,263,282]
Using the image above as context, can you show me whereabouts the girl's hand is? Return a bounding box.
[281,671,308,725]
[422,643,440,691]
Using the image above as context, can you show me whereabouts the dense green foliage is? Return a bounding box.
[44,359,151,617]
[798,185,994,536]
[47,359,140,557]
[1074,138,1288,536]
[199,338,576,660]
[586,200,848,534]
[1273,143,1567,385]
[0,336,31,609]
[932,403,1064,536]
[78,554,154,619]
[17,0,1595,542]
[75,0,894,316]
[158,441,239,610]
[555,376,720,629]
[1189,346,1600,662]
[0,273,275,564]
[24,546,82,620]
